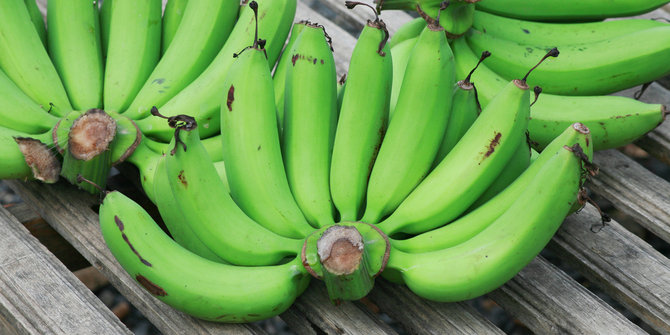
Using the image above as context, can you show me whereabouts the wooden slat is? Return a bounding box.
[489,256,645,335]
[0,205,132,334]
[3,203,39,223]
[589,149,670,244]
[301,0,414,36]
[367,280,505,334]
[548,204,670,335]
[6,179,264,335]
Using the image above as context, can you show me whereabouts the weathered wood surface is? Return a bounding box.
[0,205,132,334]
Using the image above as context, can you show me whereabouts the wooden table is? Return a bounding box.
[1,1,670,334]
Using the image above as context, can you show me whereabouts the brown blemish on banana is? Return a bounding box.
[115,216,152,267]
[15,137,61,183]
[291,54,299,66]
[368,125,386,174]
[177,170,187,187]
[227,85,234,111]
[482,132,502,160]
[136,275,166,296]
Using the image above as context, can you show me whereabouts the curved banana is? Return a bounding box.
[103,0,162,113]
[331,18,392,222]
[388,36,417,118]
[99,190,310,322]
[475,0,670,21]
[0,68,59,134]
[361,23,454,225]
[389,16,424,48]
[274,21,306,132]
[165,120,303,265]
[24,0,46,47]
[221,41,313,238]
[161,0,189,55]
[47,0,104,110]
[466,27,670,96]
[0,0,71,116]
[384,141,586,302]
[133,0,296,141]
[99,0,111,57]
[392,123,591,253]
[452,36,666,150]
[472,10,670,47]
[283,22,338,228]
[419,0,475,38]
[122,0,239,119]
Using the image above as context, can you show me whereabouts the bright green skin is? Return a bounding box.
[421,1,475,37]
[221,47,312,238]
[389,17,425,48]
[283,24,338,228]
[466,26,670,96]
[103,0,162,113]
[0,0,71,116]
[99,0,111,57]
[161,0,189,55]
[99,191,310,322]
[391,123,591,254]
[23,0,46,47]
[472,10,669,47]
[122,0,239,119]
[330,24,392,222]
[0,68,59,134]
[362,26,454,225]
[377,78,530,235]
[385,142,584,302]
[166,127,302,266]
[48,0,104,110]
[274,22,306,133]
[452,37,666,151]
[476,0,670,21]
[134,0,296,141]
[433,83,479,166]
[388,36,417,119]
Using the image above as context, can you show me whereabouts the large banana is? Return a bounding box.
[472,10,669,47]
[392,123,591,254]
[161,0,189,55]
[0,68,59,134]
[24,0,46,47]
[475,0,670,21]
[361,23,454,225]
[0,0,71,116]
[165,119,303,265]
[47,0,104,110]
[99,190,310,322]
[330,13,393,222]
[103,0,162,113]
[221,37,313,238]
[133,0,296,141]
[451,36,667,150]
[282,22,338,227]
[384,140,587,302]
[122,0,239,119]
[466,27,670,96]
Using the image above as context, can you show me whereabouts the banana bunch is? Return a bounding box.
[381,0,670,151]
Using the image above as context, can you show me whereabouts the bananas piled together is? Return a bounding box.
[385,0,670,150]
[0,0,296,192]
[97,2,602,323]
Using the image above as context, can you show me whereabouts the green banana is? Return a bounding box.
[221,37,312,239]
[103,0,162,113]
[418,0,476,38]
[388,16,424,48]
[391,123,591,254]
[0,68,59,134]
[99,190,310,322]
[99,0,111,57]
[388,36,417,119]
[274,21,306,132]
[376,47,544,235]
[451,36,667,150]
[161,0,189,55]
[47,0,104,110]
[0,126,58,182]
[384,140,587,302]
[122,0,239,119]
[466,26,670,96]
[0,0,71,116]
[472,10,670,47]
[133,0,296,141]
[165,119,303,265]
[475,0,670,21]
[24,0,47,47]
[361,23,454,225]
[282,22,338,228]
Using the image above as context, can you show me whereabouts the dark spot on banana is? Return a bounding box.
[248,313,261,317]
[114,215,125,231]
[152,78,165,84]
[522,29,530,34]
[119,225,152,266]
[227,85,234,111]
[321,59,324,64]
[178,170,187,187]
[258,145,261,150]
[291,54,299,66]
[483,132,502,160]
[136,275,166,296]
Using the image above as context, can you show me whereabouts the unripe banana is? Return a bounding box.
[330,18,392,222]
[362,23,454,224]
[0,0,71,116]
[389,16,424,48]
[475,0,670,21]
[161,0,189,55]
[466,27,670,96]
[419,0,475,38]
[274,22,307,132]
[283,22,338,227]
[99,190,310,322]
[0,68,59,134]
[24,0,46,47]
[451,36,666,150]
[103,0,162,113]
[122,0,239,119]
[221,41,313,238]
[388,36,417,119]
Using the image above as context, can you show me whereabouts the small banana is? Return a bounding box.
[0,68,59,134]
[475,0,670,21]
[161,0,189,55]
[99,190,310,322]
